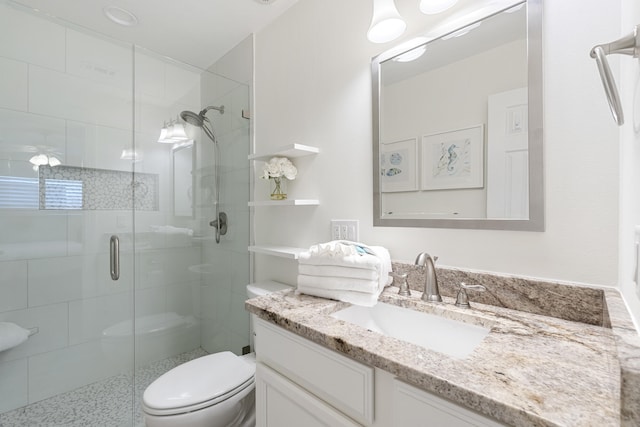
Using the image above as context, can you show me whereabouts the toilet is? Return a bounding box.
[142,281,291,427]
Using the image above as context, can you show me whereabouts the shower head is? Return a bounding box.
[180,105,224,128]
[180,110,205,127]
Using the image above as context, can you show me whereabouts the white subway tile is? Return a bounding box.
[0,3,65,71]
[0,109,66,165]
[135,51,165,99]
[0,58,28,111]
[65,29,132,92]
[29,65,132,130]
[28,341,130,403]
[0,260,28,312]
[0,358,28,413]
[69,292,132,346]
[0,212,68,261]
[28,256,83,306]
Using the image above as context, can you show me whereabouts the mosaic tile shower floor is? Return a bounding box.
[0,348,207,427]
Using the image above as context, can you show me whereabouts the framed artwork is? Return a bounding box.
[380,138,418,192]
[421,125,484,191]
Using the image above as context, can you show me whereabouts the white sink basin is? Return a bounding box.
[331,302,490,359]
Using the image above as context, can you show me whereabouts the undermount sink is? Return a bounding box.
[331,302,490,359]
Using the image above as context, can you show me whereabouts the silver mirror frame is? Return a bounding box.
[372,0,544,231]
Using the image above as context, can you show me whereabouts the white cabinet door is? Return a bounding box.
[256,362,362,427]
[393,380,506,427]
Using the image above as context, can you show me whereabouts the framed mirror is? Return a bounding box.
[372,0,543,231]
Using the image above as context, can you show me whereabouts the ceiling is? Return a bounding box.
[9,0,299,70]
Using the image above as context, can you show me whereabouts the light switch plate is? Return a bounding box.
[330,220,359,241]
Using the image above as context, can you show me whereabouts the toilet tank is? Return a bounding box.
[246,281,292,351]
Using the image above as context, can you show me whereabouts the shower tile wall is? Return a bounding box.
[0,3,202,414]
[199,38,252,355]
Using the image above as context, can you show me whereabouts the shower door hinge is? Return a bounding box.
[242,109,251,120]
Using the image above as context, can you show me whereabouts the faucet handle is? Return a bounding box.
[389,272,410,296]
[454,282,486,309]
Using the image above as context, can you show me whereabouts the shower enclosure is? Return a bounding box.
[0,2,251,425]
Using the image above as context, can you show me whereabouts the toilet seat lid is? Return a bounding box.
[143,351,255,411]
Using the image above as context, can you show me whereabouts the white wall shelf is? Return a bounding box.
[249,143,319,162]
[249,245,306,259]
[249,199,319,207]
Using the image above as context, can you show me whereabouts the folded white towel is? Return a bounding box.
[298,264,379,281]
[297,274,380,293]
[296,285,381,307]
[299,241,391,271]
[0,322,30,353]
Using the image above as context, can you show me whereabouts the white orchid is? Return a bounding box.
[261,157,297,180]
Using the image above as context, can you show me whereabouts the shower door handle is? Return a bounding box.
[110,235,120,281]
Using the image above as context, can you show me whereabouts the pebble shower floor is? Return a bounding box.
[0,348,207,427]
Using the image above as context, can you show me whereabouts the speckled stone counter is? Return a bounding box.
[246,272,639,427]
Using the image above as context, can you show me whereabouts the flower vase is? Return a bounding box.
[270,177,287,200]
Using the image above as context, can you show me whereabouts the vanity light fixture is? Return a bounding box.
[419,0,458,15]
[367,0,407,44]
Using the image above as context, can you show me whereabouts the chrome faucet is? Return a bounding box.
[414,252,442,302]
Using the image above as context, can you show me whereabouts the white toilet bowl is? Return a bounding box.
[142,281,291,427]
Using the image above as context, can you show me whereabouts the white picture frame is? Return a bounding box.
[380,138,419,192]
[421,125,484,191]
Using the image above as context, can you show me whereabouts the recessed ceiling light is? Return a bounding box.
[103,6,138,27]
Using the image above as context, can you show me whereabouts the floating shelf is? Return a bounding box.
[248,245,306,259]
[249,144,319,162]
[249,199,319,207]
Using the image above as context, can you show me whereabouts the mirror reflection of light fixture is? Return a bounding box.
[419,0,459,15]
[120,148,142,162]
[158,117,189,143]
[367,0,406,44]
[30,154,61,167]
[392,37,429,62]
[441,21,481,40]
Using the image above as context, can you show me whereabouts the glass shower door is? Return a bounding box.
[0,2,137,425]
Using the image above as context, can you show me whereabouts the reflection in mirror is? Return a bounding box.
[373,0,543,231]
[173,143,194,217]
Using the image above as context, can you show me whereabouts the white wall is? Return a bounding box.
[254,0,620,289]
[619,0,640,326]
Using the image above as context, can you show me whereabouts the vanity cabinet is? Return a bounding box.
[254,317,506,427]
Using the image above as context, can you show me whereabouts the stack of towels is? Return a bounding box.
[297,240,392,306]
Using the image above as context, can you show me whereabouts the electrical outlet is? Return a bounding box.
[330,220,359,241]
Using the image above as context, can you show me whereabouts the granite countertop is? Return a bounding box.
[246,285,623,427]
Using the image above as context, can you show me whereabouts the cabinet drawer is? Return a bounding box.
[254,317,374,424]
[256,362,362,427]
[394,380,507,427]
